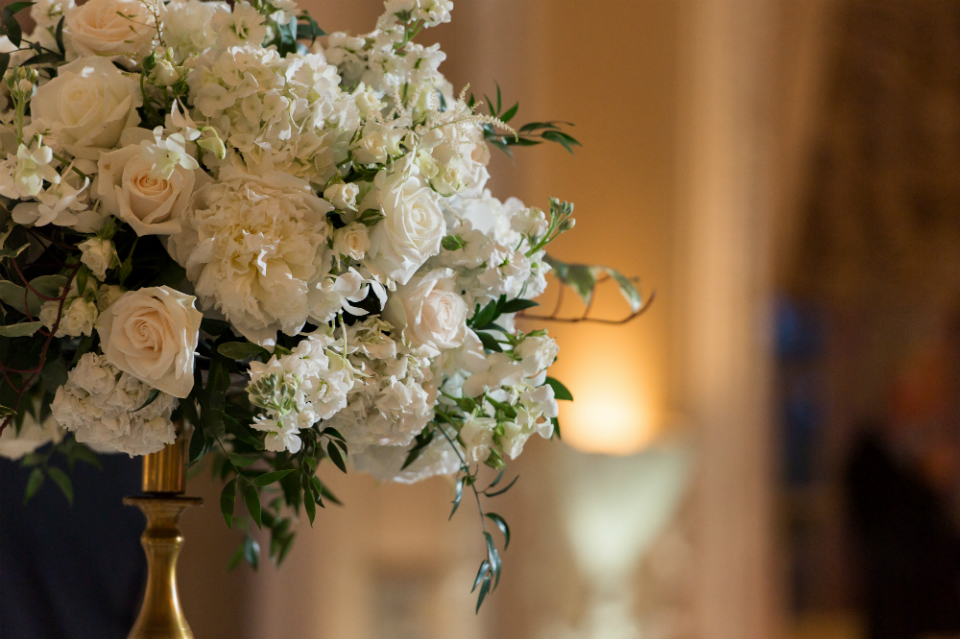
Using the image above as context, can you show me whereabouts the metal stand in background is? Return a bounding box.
[124,427,202,639]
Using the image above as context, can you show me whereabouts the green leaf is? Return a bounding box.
[303,485,316,526]
[24,467,44,504]
[22,52,62,66]
[309,475,325,508]
[472,559,490,592]
[0,321,42,337]
[55,15,64,54]
[484,474,520,498]
[3,2,36,16]
[131,388,160,413]
[441,234,465,251]
[227,542,244,570]
[545,377,573,401]
[220,478,236,528]
[603,267,643,313]
[317,480,342,506]
[476,331,503,353]
[471,299,498,329]
[67,441,102,469]
[449,475,464,520]
[253,469,294,487]
[485,513,510,549]
[200,318,232,337]
[499,299,539,314]
[0,243,28,259]
[326,441,347,473]
[241,476,262,529]
[501,101,519,123]
[2,5,24,47]
[541,129,582,154]
[46,466,73,506]
[224,414,261,448]
[40,357,67,394]
[217,341,268,360]
[0,52,9,83]
[228,453,259,468]
[551,416,561,440]
[475,573,492,613]
[485,531,502,587]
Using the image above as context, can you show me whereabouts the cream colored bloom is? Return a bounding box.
[66,0,156,61]
[96,286,203,398]
[78,237,120,279]
[383,268,467,358]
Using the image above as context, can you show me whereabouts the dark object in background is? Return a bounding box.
[0,453,146,639]
[844,426,960,639]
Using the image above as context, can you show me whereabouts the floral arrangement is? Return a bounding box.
[0,0,644,608]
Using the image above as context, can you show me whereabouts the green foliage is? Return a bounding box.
[475,84,582,158]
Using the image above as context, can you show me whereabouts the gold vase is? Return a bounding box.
[124,428,202,639]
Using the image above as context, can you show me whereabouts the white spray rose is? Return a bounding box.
[97,143,200,236]
[66,0,156,61]
[367,169,445,285]
[324,182,359,211]
[515,335,559,377]
[96,284,126,311]
[459,415,496,464]
[30,57,142,160]
[78,237,120,279]
[96,286,203,399]
[40,296,98,337]
[333,222,370,260]
[383,268,467,357]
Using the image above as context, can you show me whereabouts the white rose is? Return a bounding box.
[66,0,155,60]
[96,286,203,398]
[78,237,120,279]
[515,335,559,377]
[367,170,445,285]
[333,222,370,260]
[96,284,126,311]
[384,268,467,358]
[31,57,142,160]
[98,143,199,236]
[40,296,98,337]
[324,182,360,211]
[353,123,404,165]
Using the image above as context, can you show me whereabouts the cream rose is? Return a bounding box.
[31,57,142,160]
[383,268,467,357]
[98,143,198,236]
[66,0,155,60]
[367,169,445,285]
[96,286,203,398]
[78,237,120,279]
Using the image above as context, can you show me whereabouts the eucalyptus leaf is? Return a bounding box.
[0,321,42,337]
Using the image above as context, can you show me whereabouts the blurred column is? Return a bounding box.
[675,1,783,638]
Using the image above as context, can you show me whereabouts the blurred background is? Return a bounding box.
[9,0,960,638]
[175,1,960,638]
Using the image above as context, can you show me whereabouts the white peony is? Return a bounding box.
[30,57,142,160]
[65,0,156,61]
[51,353,178,457]
[168,168,332,344]
[367,168,445,285]
[96,286,203,399]
[383,268,467,357]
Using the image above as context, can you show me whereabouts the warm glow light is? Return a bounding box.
[561,375,657,455]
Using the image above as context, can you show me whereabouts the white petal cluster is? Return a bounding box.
[247,335,353,453]
[0,401,64,460]
[187,45,351,183]
[161,0,227,62]
[168,168,332,343]
[51,353,178,457]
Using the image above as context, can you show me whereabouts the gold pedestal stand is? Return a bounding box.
[124,431,202,639]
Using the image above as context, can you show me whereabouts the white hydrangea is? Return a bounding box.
[325,351,436,452]
[51,353,178,457]
[187,45,350,183]
[212,2,267,49]
[324,29,447,97]
[161,0,227,62]
[247,334,354,453]
[351,428,461,484]
[168,168,333,344]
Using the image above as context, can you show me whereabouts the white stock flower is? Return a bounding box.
[31,57,142,160]
[378,0,454,30]
[367,168,445,285]
[31,0,74,29]
[213,2,267,48]
[462,352,524,398]
[51,353,178,457]
[98,142,200,236]
[332,222,370,260]
[65,0,156,61]
[78,237,120,279]
[168,168,332,344]
[96,286,203,398]
[383,268,467,357]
